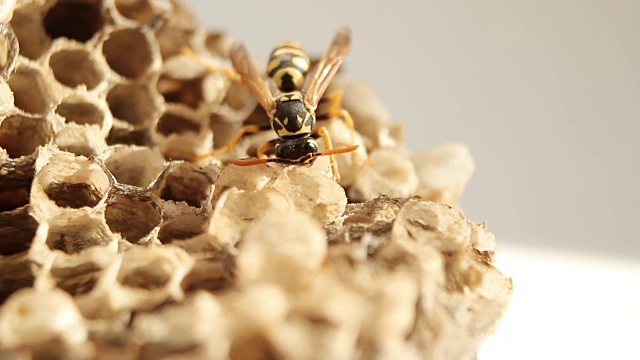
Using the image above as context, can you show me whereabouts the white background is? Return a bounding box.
[186,0,639,258]
[186,1,640,358]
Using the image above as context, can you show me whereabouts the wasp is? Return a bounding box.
[184,28,359,181]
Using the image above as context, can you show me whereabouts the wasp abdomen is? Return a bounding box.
[267,41,310,92]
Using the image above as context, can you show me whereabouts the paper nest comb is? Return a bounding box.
[0,0,512,359]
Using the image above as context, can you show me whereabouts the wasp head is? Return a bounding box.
[275,137,319,165]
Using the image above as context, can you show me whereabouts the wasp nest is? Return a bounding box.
[0,1,511,359]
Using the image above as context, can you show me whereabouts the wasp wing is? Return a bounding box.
[231,42,276,113]
[304,27,352,107]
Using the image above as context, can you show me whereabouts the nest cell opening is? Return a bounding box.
[49,49,104,89]
[103,28,153,79]
[56,97,105,127]
[105,197,161,244]
[0,115,54,158]
[106,83,157,128]
[158,164,212,207]
[44,182,104,209]
[43,0,105,43]
[46,216,112,254]
[52,263,101,296]
[205,32,232,58]
[155,111,200,137]
[117,257,172,290]
[104,147,165,187]
[223,81,254,111]
[157,75,204,109]
[0,207,38,256]
[114,0,155,23]
[10,5,51,60]
[157,214,206,244]
[181,258,234,293]
[7,66,54,115]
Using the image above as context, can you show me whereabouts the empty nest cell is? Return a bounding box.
[10,3,51,60]
[0,257,38,303]
[157,75,205,109]
[105,197,161,244]
[157,213,207,244]
[0,115,54,158]
[157,162,212,207]
[0,154,36,212]
[155,110,200,137]
[7,65,54,115]
[56,95,107,128]
[114,0,157,23]
[106,83,158,128]
[46,214,113,254]
[52,262,102,296]
[181,258,234,293]
[103,146,165,187]
[43,0,105,43]
[49,48,105,89]
[116,250,174,289]
[103,28,154,79]
[0,206,38,256]
[38,155,110,209]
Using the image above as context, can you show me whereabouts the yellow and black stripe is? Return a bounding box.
[267,41,310,92]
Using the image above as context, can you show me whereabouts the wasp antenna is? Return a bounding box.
[231,158,276,166]
[314,144,359,157]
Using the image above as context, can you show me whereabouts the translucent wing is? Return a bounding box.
[304,27,352,107]
[231,42,276,113]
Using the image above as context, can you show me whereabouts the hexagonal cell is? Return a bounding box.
[204,32,233,58]
[49,48,105,89]
[114,0,156,23]
[103,146,166,188]
[10,3,52,60]
[37,154,111,209]
[0,115,54,158]
[105,197,161,244]
[46,213,114,254]
[157,162,212,207]
[181,257,234,293]
[154,18,194,59]
[155,109,200,137]
[106,127,151,146]
[0,153,36,212]
[221,80,255,112]
[52,262,102,296]
[157,213,206,244]
[43,0,105,43]
[0,206,38,256]
[157,75,205,109]
[107,82,159,128]
[0,257,38,303]
[116,248,175,289]
[56,95,108,128]
[7,64,54,115]
[103,28,154,79]
[54,125,108,157]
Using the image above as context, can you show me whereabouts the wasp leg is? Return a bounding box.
[317,90,357,146]
[180,46,241,83]
[312,126,341,182]
[193,124,270,161]
[257,139,278,159]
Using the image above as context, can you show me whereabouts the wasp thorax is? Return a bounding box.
[275,137,319,164]
[272,96,315,136]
